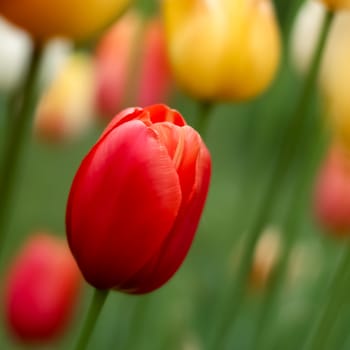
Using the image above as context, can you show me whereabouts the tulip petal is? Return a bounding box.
[120,127,211,293]
[144,104,185,126]
[66,120,182,289]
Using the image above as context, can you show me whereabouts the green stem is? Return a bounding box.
[194,101,213,139]
[303,247,350,350]
[123,296,150,350]
[283,0,305,40]
[0,44,43,258]
[209,10,334,350]
[74,288,109,350]
[252,114,325,350]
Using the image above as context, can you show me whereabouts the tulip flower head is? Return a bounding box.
[319,0,350,10]
[5,233,82,342]
[162,0,280,101]
[34,52,95,143]
[0,17,32,92]
[290,0,327,75]
[291,2,350,152]
[95,11,172,119]
[320,12,350,151]
[66,104,211,293]
[0,0,130,41]
[314,145,350,236]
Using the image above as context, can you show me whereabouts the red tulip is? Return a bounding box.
[314,145,350,236]
[95,12,172,119]
[4,233,82,342]
[66,104,211,293]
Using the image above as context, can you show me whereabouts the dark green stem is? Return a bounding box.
[194,101,213,139]
[74,288,109,350]
[0,44,43,258]
[252,115,325,350]
[303,247,350,350]
[209,10,334,350]
[283,0,305,40]
[123,296,150,350]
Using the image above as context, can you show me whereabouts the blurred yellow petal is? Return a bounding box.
[319,0,350,10]
[34,53,95,143]
[162,0,280,101]
[0,0,130,41]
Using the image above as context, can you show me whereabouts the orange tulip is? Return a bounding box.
[319,0,350,10]
[0,0,130,41]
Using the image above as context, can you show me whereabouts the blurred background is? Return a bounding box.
[1,0,350,349]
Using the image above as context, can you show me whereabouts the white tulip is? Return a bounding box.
[0,17,32,92]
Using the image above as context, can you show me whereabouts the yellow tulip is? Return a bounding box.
[320,12,350,150]
[319,0,350,10]
[162,0,280,101]
[0,0,130,41]
[291,1,350,151]
[34,53,95,143]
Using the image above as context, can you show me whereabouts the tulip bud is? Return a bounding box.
[95,12,172,119]
[162,0,280,101]
[4,233,82,342]
[319,0,350,10]
[66,104,211,293]
[34,53,95,143]
[0,17,32,92]
[313,145,350,235]
[249,227,281,291]
[0,0,130,41]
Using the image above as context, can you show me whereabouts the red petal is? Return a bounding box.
[144,104,186,126]
[120,127,211,293]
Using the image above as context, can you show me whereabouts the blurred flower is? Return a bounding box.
[38,39,72,90]
[5,233,82,342]
[314,144,350,235]
[291,1,350,151]
[34,52,95,143]
[0,17,32,92]
[290,0,326,75]
[66,104,211,293]
[286,242,323,289]
[0,0,130,41]
[320,12,350,151]
[161,0,280,101]
[249,227,281,291]
[95,11,172,119]
[319,0,350,10]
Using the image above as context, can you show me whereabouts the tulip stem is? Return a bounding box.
[252,115,325,350]
[194,101,213,139]
[74,288,109,350]
[209,10,334,350]
[0,44,43,260]
[302,246,350,350]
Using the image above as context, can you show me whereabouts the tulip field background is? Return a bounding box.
[1,0,350,349]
